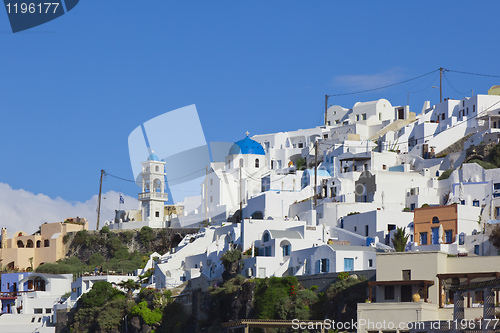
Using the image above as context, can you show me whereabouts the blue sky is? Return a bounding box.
[1,1,499,229]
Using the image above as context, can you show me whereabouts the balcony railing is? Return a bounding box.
[138,192,168,200]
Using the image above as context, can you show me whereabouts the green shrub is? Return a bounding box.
[80,281,125,308]
[100,226,111,235]
[438,169,454,180]
[139,226,155,245]
[130,301,163,325]
[89,253,105,267]
[466,159,497,169]
[63,234,70,244]
[253,276,316,320]
[122,230,134,243]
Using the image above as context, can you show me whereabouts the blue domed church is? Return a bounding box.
[202,133,269,223]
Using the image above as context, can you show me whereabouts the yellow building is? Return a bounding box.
[0,217,88,271]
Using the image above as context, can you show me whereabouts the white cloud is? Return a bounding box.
[0,183,138,237]
[331,68,406,91]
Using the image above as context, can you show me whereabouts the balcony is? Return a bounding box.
[138,192,168,201]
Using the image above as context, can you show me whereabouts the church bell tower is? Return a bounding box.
[139,152,167,223]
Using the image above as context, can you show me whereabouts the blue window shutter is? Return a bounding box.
[325,259,330,272]
[315,260,320,274]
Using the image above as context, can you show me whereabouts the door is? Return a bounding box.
[401,285,412,302]
[344,258,354,271]
[432,227,440,245]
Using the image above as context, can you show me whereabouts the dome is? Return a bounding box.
[148,152,160,161]
[228,135,265,156]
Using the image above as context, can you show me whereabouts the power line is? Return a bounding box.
[443,72,472,96]
[105,172,135,183]
[327,69,440,97]
[447,69,500,79]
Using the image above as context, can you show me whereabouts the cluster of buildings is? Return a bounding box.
[2,86,500,332]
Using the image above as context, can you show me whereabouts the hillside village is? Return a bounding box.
[3,86,500,332]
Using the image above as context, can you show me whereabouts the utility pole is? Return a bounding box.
[439,67,443,103]
[96,169,105,230]
[314,140,318,207]
[324,95,329,126]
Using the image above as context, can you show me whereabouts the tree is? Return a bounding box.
[391,227,409,252]
[114,279,141,300]
[221,249,241,281]
[80,281,124,308]
[489,142,500,167]
[295,158,307,170]
[488,224,500,250]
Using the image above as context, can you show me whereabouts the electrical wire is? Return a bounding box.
[105,172,135,183]
[447,69,500,79]
[327,69,440,97]
[443,72,472,96]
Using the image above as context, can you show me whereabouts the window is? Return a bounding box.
[45,308,52,314]
[474,245,480,255]
[365,225,369,236]
[335,120,340,124]
[298,143,303,148]
[432,216,439,224]
[210,179,213,186]
[155,166,159,172]
[445,230,453,243]
[155,211,160,218]
[354,226,357,232]
[356,115,360,121]
[210,196,213,203]
[466,107,469,115]
[420,232,428,245]
[255,158,260,168]
[323,134,328,139]
[378,113,382,120]
[442,113,445,120]
[460,200,465,205]
[362,113,367,120]
[459,233,465,245]
[473,105,476,113]
[282,244,291,256]
[382,164,387,170]
[494,183,500,190]
[263,232,269,242]
[34,308,43,314]
[473,200,479,207]
[402,270,411,280]
[321,258,330,272]
[44,239,50,247]
[368,259,373,267]
[384,286,395,300]
[410,203,415,211]
[36,240,41,248]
